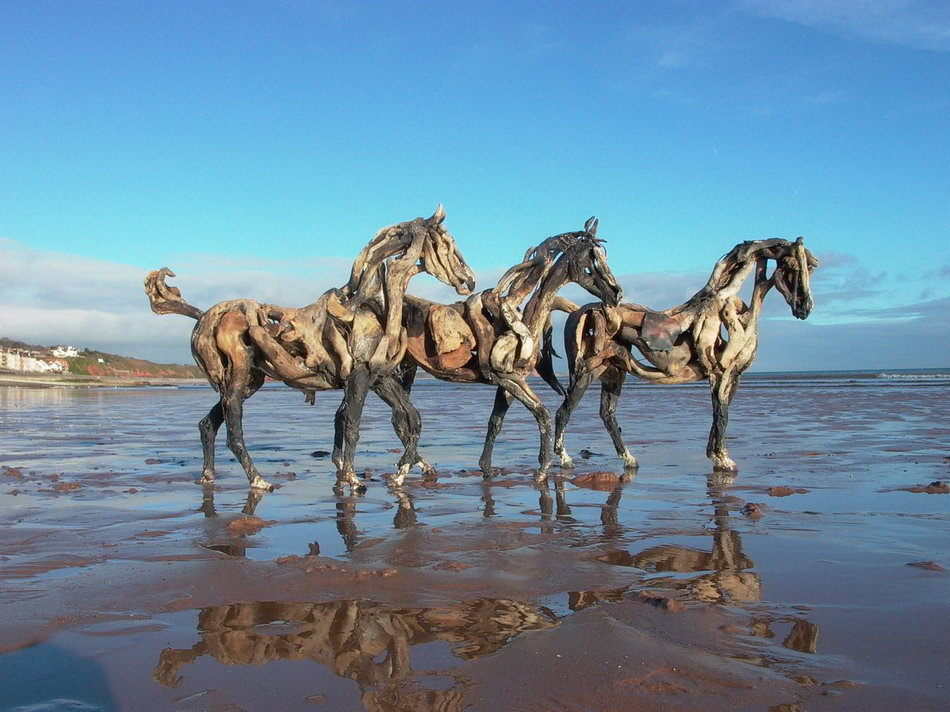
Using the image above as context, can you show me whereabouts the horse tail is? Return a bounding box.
[536,317,566,396]
[144,268,204,320]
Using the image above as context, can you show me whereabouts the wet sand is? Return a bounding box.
[0,377,947,711]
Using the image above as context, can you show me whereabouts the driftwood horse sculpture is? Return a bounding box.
[554,237,818,472]
[399,219,622,482]
[144,207,475,490]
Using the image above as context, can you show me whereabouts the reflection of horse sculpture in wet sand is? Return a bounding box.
[628,474,761,604]
[554,238,818,472]
[153,598,558,711]
[400,219,622,482]
[145,207,475,490]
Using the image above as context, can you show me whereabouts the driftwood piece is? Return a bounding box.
[553,237,819,472]
[144,206,475,491]
[428,305,476,370]
[640,312,682,352]
[429,305,475,354]
[399,219,623,481]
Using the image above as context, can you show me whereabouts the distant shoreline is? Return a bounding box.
[0,372,204,389]
[2,367,947,390]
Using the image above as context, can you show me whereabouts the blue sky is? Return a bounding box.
[1,1,947,369]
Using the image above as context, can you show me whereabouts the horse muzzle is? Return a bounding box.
[456,277,476,296]
[605,284,623,308]
[793,296,813,320]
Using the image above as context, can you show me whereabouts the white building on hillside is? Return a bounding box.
[52,346,80,358]
[0,349,66,373]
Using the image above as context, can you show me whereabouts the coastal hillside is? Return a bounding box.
[0,338,202,379]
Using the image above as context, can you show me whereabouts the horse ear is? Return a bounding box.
[584,216,599,236]
[429,204,446,224]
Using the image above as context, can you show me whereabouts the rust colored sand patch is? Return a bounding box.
[906,481,949,494]
[434,561,471,572]
[742,502,766,518]
[226,516,276,535]
[637,590,686,613]
[906,561,945,571]
[571,471,621,491]
[768,486,809,497]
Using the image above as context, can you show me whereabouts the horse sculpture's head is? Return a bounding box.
[772,237,819,320]
[347,205,475,300]
[412,204,476,295]
[563,217,623,307]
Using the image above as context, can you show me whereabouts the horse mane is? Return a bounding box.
[684,238,801,304]
[344,221,422,301]
[521,229,607,329]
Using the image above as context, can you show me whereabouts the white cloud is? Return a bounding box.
[1,240,946,370]
[627,12,733,70]
[741,0,950,51]
[0,239,486,363]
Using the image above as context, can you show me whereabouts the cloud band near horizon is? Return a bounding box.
[0,238,946,371]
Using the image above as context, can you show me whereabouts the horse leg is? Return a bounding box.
[398,363,417,393]
[707,373,740,472]
[499,377,553,482]
[337,366,371,490]
[478,386,513,476]
[395,364,434,474]
[222,380,272,491]
[332,396,346,473]
[197,401,224,484]
[371,375,422,486]
[212,311,270,489]
[554,369,593,468]
[599,367,638,469]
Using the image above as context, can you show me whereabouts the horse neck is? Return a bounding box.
[522,257,571,338]
[681,249,762,317]
[345,226,423,293]
[747,259,775,321]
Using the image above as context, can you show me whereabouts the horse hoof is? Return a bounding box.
[622,456,639,471]
[196,474,215,485]
[558,454,575,468]
[249,477,274,491]
[415,459,436,476]
[712,457,738,473]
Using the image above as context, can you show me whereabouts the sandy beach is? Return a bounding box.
[0,373,947,711]
[0,373,204,389]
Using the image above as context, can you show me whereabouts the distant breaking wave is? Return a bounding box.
[876,372,950,380]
